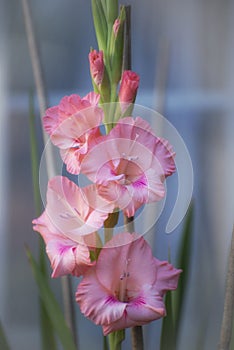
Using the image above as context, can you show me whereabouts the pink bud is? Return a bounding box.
[113,18,121,37]
[89,50,104,86]
[118,70,140,105]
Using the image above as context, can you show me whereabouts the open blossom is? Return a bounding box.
[32,176,113,276]
[81,117,176,217]
[76,233,182,335]
[33,211,95,277]
[118,70,140,108]
[43,92,103,174]
[89,50,104,86]
[35,176,114,239]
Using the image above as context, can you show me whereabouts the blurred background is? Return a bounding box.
[0,0,234,349]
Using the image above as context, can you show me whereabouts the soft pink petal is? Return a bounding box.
[33,211,93,277]
[126,291,165,322]
[109,116,176,177]
[46,239,76,277]
[43,106,60,135]
[45,176,114,240]
[60,148,82,175]
[76,270,126,325]
[50,109,102,149]
[96,234,157,297]
[83,91,100,106]
[154,259,182,295]
[132,168,165,204]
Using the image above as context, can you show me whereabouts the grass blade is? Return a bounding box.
[29,92,57,349]
[173,202,194,338]
[0,321,10,350]
[160,290,176,350]
[26,247,77,350]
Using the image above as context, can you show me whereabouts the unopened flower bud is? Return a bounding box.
[89,50,104,86]
[119,70,140,105]
[113,18,121,37]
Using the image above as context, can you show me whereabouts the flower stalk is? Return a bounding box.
[218,225,234,350]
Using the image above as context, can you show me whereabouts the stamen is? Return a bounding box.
[73,207,81,216]
[59,212,76,219]
[119,259,131,302]
[122,153,138,161]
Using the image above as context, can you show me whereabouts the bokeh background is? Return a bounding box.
[0,0,234,349]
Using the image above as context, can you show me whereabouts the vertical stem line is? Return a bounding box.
[21,0,77,347]
[218,225,234,350]
[122,6,131,71]
[21,0,55,177]
[122,5,144,350]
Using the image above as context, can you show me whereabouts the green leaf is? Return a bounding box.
[29,92,57,349]
[26,247,77,350]
[0,321,10,350]
[92,0,108,51]
[29,91,41,216]
[173,202,194,337]
[109,6,125,84]
[103,335,109,350]
[108,329,125,350]
[106,0,118,24]
[160,290,176,350]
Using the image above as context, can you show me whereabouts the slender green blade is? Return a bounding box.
[103,335,109,350]
[173,202,194,336]
[29,93,57,349]
[91,0,108,51]
[0,321,10,350]
[160,290,176,350]
[26,247,77,350]
[29,92,41,215]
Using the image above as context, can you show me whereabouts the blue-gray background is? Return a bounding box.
[0,0,234,349]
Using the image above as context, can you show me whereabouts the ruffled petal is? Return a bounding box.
[96,234,157,296]
[76,270,126,325]
[33,211,92,277]
[60,148,82,175]
[154,259,182,295]
[46,239,76,278]
[45,177,114,240]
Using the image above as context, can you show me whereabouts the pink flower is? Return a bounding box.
[81,117,176,217]
[33,211,95,277]
[118,70,140,108]
[34,176,114,239]
[76,233,182,335]
[43,92,103,174]
[32,176,114,276]
[89,50,104,86]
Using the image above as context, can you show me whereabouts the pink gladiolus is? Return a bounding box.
[34,176,114,241]
[89,50,104,86]
[76,233,182,335]
[33,211,95,277]
[43,92,103,174]
[32,176,114,276]
[119,70,140,107]
[81,117,176,217]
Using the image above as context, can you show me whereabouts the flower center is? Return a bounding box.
[118,259,131,302]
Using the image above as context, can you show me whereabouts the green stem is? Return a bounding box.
[131,327,144,350]
[108,330,125,350]
[218,225,234,350]
[124,215,144,350]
